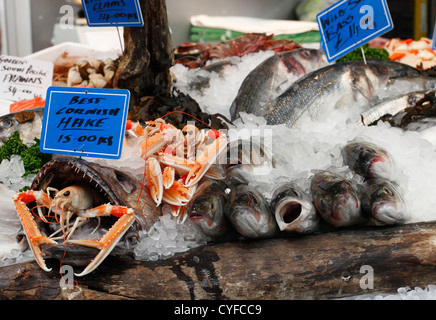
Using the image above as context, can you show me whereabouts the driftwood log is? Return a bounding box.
[113,0,174,108]
[1,221,436,300]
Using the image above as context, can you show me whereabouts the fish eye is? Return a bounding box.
[247,193,258,205]
[301,51,310,58]
[1,119,13,128]
[63,190,70,197]
[382,186,393,196]
[318,199,326,211]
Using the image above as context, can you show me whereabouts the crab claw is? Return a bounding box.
[69,207,135,277]
[177,206,188,224]
[147,157,163,206]
[162,181,197,206]
[162,166,175,189]
[13,199,57,272]
[185,131,228,187]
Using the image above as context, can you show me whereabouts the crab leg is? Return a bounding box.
[185,131,228,187]
[13,199,57,272]
[69,205,135,277]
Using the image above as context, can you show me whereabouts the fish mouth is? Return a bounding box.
[373,201,404,224]
[275,200,303,230]
[31,157,134,206]
[188,211,214,227]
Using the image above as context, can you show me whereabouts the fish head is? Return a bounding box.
[186,180,228,238]
[294,49,327,69]
[227,184,277,238]
[0,108,44,146]
[342,141,393,179]
[366,179,408,224]
[311,171,362,227]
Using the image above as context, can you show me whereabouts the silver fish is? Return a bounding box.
[226,184,278,239]
[310,171,362,228]
[186,180,229,239]
[230,49,327,120]
[341,141,393,180]
[361,178,409,225]
[256,62,390,128]
[359,91,428,126]
[0,107,44,146]
[270,183,318,234]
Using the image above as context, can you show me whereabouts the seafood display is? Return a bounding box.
[1,31,436,280]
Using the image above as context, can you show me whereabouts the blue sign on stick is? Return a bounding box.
[317,0,394,63]
[82,0,144,27]
[40,87,130,159]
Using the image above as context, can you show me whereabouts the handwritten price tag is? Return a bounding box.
[40,87,130,159]
[0,55,53,101]
[317,0,393,62]
[82,0,144,27]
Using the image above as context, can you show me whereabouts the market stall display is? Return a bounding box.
[1,0,436,301]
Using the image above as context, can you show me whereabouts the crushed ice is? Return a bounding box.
[133,207,207,262]
[343,285,436,300]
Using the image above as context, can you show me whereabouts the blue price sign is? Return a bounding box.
[317,0,393,62]
[82,0,144,27]
[40,87,130,159]
[432,22,436,50]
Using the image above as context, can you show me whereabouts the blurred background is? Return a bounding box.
[1,0,436,56]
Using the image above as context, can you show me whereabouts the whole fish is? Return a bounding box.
[0,107,44,146]
[270,183,318,234]
[255,62,390,128]
[310,171,363,227]
[341,141,393,180]
[226,184,278,239]
[186,180,229,239]
[230,49,327,120]
[361,178,409,225]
